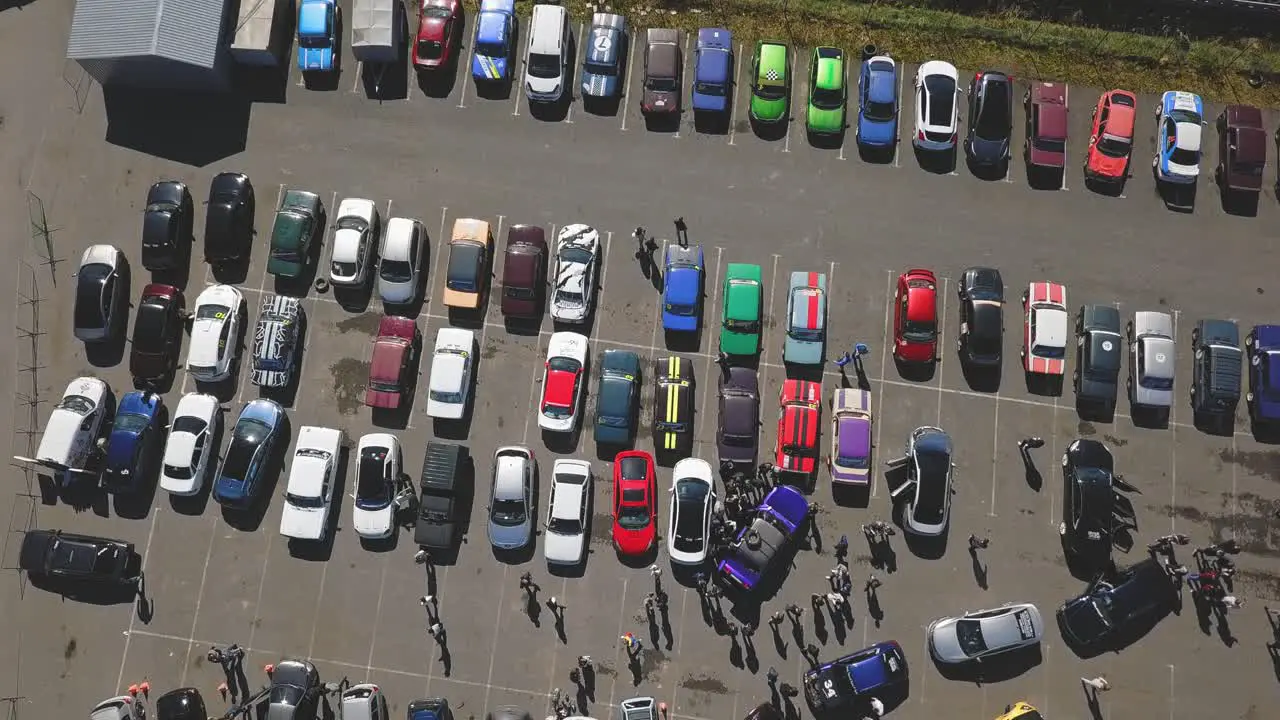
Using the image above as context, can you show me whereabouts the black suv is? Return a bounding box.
[414,442,467,550]
[964,71,1014,167]
[1057,558,1177,651]
[204,172,256,271]
[19,529,142,586]
[956,266,1003,367]
[1059,439,1114,567]
[1189,318,1242,428]
[1074,305,1123,412]
[142,181,194,271]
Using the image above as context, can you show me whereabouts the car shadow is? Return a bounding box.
[1192,410,1235,437]
[1075,400,1116,425]
[504,316,543,337]
[902,528,948,560]
[1248,420,1280,445]
[964,157,1010,182]
[856,141,895,165]
[961,364,1001,393]
[288,445,350,562]
[27,574,139,605]
[1026,166,1065,191]
[1126,403,1169,430]
[333,285,373,314]
[1024,373,1063,398]
[150,257,194,294]
[831,483,870,509]
[84,326,129,369]
[748,116,788,142]
[894,358,937,383]
[914,146,957,174]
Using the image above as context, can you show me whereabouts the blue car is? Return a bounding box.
[857,55,898,149]
[594,349,642,444]
[1153,90,1203,185]
[581,13,627,101]
[717,484,810,590]
[662,244,704,332]
[692,28,733,114]
[1247,325,1280,425]
[102,391,165,494]
[472,0,516,83]
[802,641,909,715]
[297,0,339,73]
[213,399,286,509]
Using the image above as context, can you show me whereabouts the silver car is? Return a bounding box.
[618,697,658,720]
[487,445,536,550]
[927,602,1044,664]
[1127,311,1175,412]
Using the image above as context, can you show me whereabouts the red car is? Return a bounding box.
[1084,89,1137,186]
[612,450,657,556]
[364,315,421,409]
[775,379,821,480]
[893,269,939,365]
[414,0,462,71]
[129,283,185,383]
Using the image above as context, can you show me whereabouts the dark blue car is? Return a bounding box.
[594,349,642,444]
[692,28,733,114]
[663,244,704,331]
[857,55,898,149]
[803,641,908,715]
[102,391,165,494]
[716,484,809,590]
[1247,324,1280,425]
[213,399,286,509]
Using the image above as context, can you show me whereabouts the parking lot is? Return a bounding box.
[3,2,1280,720]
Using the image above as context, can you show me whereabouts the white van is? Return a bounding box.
[524,4,569,103]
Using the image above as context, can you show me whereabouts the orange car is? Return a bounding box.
[1084,89,1137,186]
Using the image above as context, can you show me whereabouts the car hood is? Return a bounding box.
[299,47,335,72]
[473,53,509,80]
[582,71,619,97]
[281,503,327,540]
[858,114,896,145]
[807,104,843,132]
[488,517,533,549]
[926,618,967,662]
[526,75,561,95]
[544,530,586,564]
[752,94,787,121]
[552,298,588,322]
[784,336,824,364]
[969,135,1008,161]
[614,522,654,555]
[352,505,394,538]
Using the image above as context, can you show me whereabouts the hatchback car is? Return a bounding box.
[213,398,286,509]
[1246,325,1280,426]
[250,295,303,389]
[803,641,908,716]
[379,217,427,305]
[806,47,846,135]
[829,388,873,486]
[964,71,1014,167]
[540,332,589,433]
[188,284,245,383]
[90,695,142,720]
[749,41,790,124]
[329,197,380,287]
[426,327,476,420]
[856,55,898,150]
[1153,90,1204,186]
[1074,304,1123,412]
[500,224,548,319]
[413,698,458,720]
[1084,89,1137,186]
[102,390,164,494]
[204,172,255,270]
[612,450,657,556]
[471,0,516,84]
[927,603,1044,664]
[1215,104,1267,198]
[889,426,953,537]
[265,660,321,720]
[1059,438,1115,566]
[720,263,763,356]
[545,459,592,566]
[893,268,939,365]
[1127,311,1175,416]
[691,28,733,116]
[1057,558,1176,650]
[654,355,695,455]
[775,379,821,484]
[783,271,827,364]
[717,366,760,468]
[642,28,682,115]
[595,349,642,445]
[142,180,193,271]
[912,61,959,151]
[73,244,126,343]
[662,243,704,332]
[364,315,421,410]
[955,266,1002,368]
[443,218,494,310]
[352,433,402,541]
[129,283,185,384]
[339,684,387,720]
[414,0,462,71]
[718,484,810,590]
[550,224,601,324]
[487,445,536,550]
[581,13,627,102]
[160,392,221,496]
[667,457,715,565]
[1023,81,1068,177]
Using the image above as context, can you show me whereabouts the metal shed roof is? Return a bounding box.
[66,0,226,69]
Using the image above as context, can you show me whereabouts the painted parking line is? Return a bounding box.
[479,563,509,712]
[520,326,549,447]
[620,33,638,132]
[565,22,585,125]
[728,42,745,147]
[759,254,780,369]
[893,66,905,168]
[934,276,950,424]
[512,57,525,116]
[647,238,668,356]
[176,516,221,687]
[662,590,690,719]
[361,552,394,683]
[871,269,893,499]
[351,61,364,94]
[426,207,450,309]
[602,576,630,714]
[988,388,1001,517]
[589,231,612,346]
[782,48,795,153]
[112,510,160,694]
[1169,309,1180,533]
[458,42,476,109]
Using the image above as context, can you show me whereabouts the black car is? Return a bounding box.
[594,349,642,445]
[18,529,142,586]
[964,71,1014,166]
[267,660,321,720]
[1074,305,1123,412]
[155,688,207,720]
[717,366,761,467]
[956,266,1003,367]
[129,284,185,384]
[1057,558,1177,650]
[1189,318,1242,427]
[654,355,695,456]
[414,442,465,550]
[204,172,256,270]
[142,181,194,271]
[1059,439,1114,566]
[411,698,456,720]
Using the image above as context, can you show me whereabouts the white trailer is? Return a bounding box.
[230,0,292,66]
[351,0,403,65]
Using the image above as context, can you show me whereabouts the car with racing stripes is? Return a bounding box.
[775,379,821,486]
[653,355,695,456]
[1021,282,1068,387]
[784,271,827,365]
[581,12,627,105]
[250,295,304,389]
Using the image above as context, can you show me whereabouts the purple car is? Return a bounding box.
[717,484,810,591]
[829,389,872,485]
[717,366,760,467]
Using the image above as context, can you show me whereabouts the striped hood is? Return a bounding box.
[251,295,301,388]
[655,355,693,452]
[1023,282,1067,376]
[776,379,821,475]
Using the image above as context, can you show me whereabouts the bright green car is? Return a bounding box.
[749,41,790,124]
[720,263,763,356]
[806,46,847,134]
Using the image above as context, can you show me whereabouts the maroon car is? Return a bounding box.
[717,366,760,467]
[1023,81,1068,178]
[1216,104,1266,197]
[129,283,185,384]
[500,224,548,319]
[364,315,421,410]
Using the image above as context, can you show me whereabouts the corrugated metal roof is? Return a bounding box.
[67,0,226,69]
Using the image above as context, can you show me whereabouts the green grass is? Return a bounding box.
[471,0,1280,106]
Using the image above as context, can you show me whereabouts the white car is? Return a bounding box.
[544,459,592,566]
[378,217,427,305]
[538,332,589,433]
[667,458,716,565]
[912,61,960,152]
[188,284,245,383]
[426,328,476,420]
[1153,90,1203,185]
[21,376,112,482]
[280,426,344,541]
[330,198,381,287]
[340,684,388,720]
[73,244,126,343]
[159,393,222,495]
[89,695,143,720]
[549,224,600,324]
[352,433,402,540]
[927,603,1044,664]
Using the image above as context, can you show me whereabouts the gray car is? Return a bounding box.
[1127,311,1175,413]
[927,602,1044,664]
[487,445,536,550]
[618,697,658,720]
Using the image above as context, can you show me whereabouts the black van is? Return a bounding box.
[1190,318,1242,427]
[414,442,468,550]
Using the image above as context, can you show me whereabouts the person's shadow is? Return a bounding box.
[135,574,154,624]
[636,246,652,279]
[1083,686,1105,720]
[439,643,453,676]
[554,610,568,644]
[526,594,543,627]
[771,625,789,658]
[646,239,662,290]
[866,591,884,627]
[970,549,990,589]
[812,605,828,644]
[1021,448,1043,491]
[659,603,675,650]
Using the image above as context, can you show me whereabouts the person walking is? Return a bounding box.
[768,611,785,628]
[765,667,779,687]
[1081,676,1111,694]
[428,621,446,643]
[834,533,849,562]
[621,632,643,656]
[865,575,882,594]
[968,534,990,551]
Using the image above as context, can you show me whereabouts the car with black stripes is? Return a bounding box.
[653,355,695,456]
[250,295,304,389]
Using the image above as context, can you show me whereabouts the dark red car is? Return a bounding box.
[892,269,938,365]
[612,450,657,556]
[414,0,462,71]
[1024,81,1068,176]
[129,283,185,384]
[364,315,421,409]
[500,224,548,319]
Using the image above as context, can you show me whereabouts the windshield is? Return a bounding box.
[585,59,616,76]
[695,81,725,96]
[417,40,444,60]
[835,453,868,469]
[754,82,786,101]
[618,499,650,530]
[722,432,754,448]
[477,40,505,57]
[447,246,481,290]
[864,99,894,122]
[356,454,391,508]
[725,317,760,333]
[1034,137,1066,153]
[113,413,151,434]
[528,53,561,79]
[556,289,584,307]
[1170,147,1199,166]
[1097,135,1131,158]
[196,304,230,321]
[331,260,357,277]
[559,246,593,265]
[647,75,678,92]
[1033,344,1065,359]
[271,247,301,263]
[380,259,413,283]
[171,415,207,441]
[430,389,464,404]
[287,492,325,509]
[491,498,526,525]
[1140,374,1174,390]
[164,462,193,480]
[903,319,935,343]
[811,86,843,111]
[548,515,582,535]
[57,395,95,415]
[955,619,988,656]
[299,35,329,49]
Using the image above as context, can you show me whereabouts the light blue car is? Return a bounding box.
[1153,90,1203,185]
[472,0,516,83]
[783,270,827,365]
[297,0,339,73]
[581,13,627,101]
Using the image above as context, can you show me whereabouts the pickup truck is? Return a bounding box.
[298,0,340,73]
[268,190,324,278]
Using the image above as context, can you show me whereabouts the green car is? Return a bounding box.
[720,263,763,356]
[806,46,847,134]
[749,41,790,124]
[267,189,323,278]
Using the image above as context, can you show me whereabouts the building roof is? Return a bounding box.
[67,0,226,69]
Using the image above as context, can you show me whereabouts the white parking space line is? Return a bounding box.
[589,231,612,345]
[988,393,1001,517]
[1230,430,1239,532]
[603,576,630,713]
[113,510,160,693]
[871,270,893,498]
[782,49,795,153]
[305,556,333,659]
[512,57,525,116]
[520,332,547,446]
[760,255,780,368]
[351,61,364,94]
[893,68,905,168]
[477,213,504,349]
[1061,83,1070,191]
[458,44,476,109]
[647,239,668,355]
[674,32,692,139]
[620,36,638,132]
[935,276,949,424]
[1047,396,1059,527]
[480,564,509,712]
[728,42,745,147]
[177,519,220,687]
[426,207,450,309]
[663,590,690,718]
[243,526,277,652]
[1169,309,1180,532]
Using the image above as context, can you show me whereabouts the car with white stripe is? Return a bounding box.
[250,295,303,388]
[581,13,627,103]
[1020,282,1068,377]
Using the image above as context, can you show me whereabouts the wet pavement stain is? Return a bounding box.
[1102,434,1128,447]
[1164,496,1280,557]
[334,312,382,335]
[330,358,371,415]
[680,673,730,695]
[1218,447,1280,483]
[1078,421,1096,436]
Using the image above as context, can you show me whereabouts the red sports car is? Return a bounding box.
[364,315,421,409]
[612,450,657,556]
[414,0,462,71]
[893,268,939,365]
[1084,89,1137,186]
[775,379,821,479]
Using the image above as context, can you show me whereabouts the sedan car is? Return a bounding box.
[339,684,387,720]
[101,390,164,494]
[487,445,536,550]
[717,366,760,468]
[856,55,898,150]
[443,218,494,310]
[912,61,959,151]
[19,529,141,586]
[1246,324,1280,426]
[28,376,112,483]
[471,0,516,84]
[160,393,221,496]
[1020,282,1068,378]
[378,217,427,305]
[829,388,872,486]
[594,349,642,445]
[889,426,953,537]
[1127,311,1176,415]
[142,180,193,271]
[748,41,790,124]
[927,603,1044,664]
[667,457,715,565]
[806,46,846,135]
[1057,558,1176,650]
[129,283,185,384]
[956,266,1003,368]
[550,224,600,324]
[893,268,938,365]
[1084,89,1137,186]
[250,295,303,389]
[662,243,704,332]
[500,225,548,319]
[188,284,245,383]
[613,450,658,556]
[654,355,695,455]
[545,459,592,566]
[364,315,421,410]
[1060,438,1115,566]
[718,484,810,590]
[266,660,321,720]
[641,28,682,115]
[213,399,286,509]
[720,263,763,356]
[414,0,463,71]
[1074,304,1123,412]
[775,379,821,484]
[73,244,125,343]
[426,328,476,420]
[802,641,908,716]
[352,433,402,541]
[964,71,1014,167]
[329,197,380,287]
[280,426,343,542]
[204,172,255,270]
[783,271,827,365]
[1153,90,1204,185]
[995,702,1044,720]
[581,12,627,102]
[539,332,589,433]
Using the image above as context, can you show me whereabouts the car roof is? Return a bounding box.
[979,606,1036,649]
[493,455,527,498]
[1134,311,1174,338]
[551,467,588,516]
[1104,95,1136,135]
[757,42,788,84]
[1254,324,1280,349]
[1198,318,1239,346]
[813,48,843,90]
[695,35,732,83]
[905,283,936,322]
[1225,103,1264,130]
[647,33,680,78]
[370,334,409,382]
[866,59,896,102]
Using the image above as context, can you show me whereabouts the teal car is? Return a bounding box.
[720,263,763,356]
[268,190,323,278]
